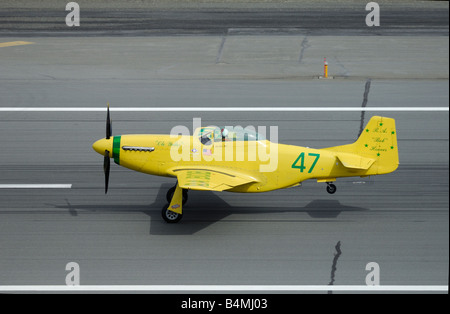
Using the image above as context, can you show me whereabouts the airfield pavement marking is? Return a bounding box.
[0,41,34,48]
[0,285,447,292]
[0,107,448,112]
[0,184,72,189]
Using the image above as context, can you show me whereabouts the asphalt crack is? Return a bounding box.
[215,30,229,64]
[328,241,342,294]
[298,35,310,64]
[358,79,372,139]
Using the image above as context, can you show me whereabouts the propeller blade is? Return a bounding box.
[104,150,110,194]
[106,103,112,140]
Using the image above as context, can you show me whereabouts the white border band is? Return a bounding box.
[0,285,447,292]
[0,184,72,189]
[0,107,448,112]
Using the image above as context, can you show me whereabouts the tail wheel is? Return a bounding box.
[162,207,183,223]
[166,186,188,205]
[326,183,337,194]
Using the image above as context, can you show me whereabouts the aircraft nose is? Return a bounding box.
[92,138,113,157]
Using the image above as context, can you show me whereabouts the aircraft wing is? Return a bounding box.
[171,167,259,191]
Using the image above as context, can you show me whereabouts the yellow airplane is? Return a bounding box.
[93,106,399,223]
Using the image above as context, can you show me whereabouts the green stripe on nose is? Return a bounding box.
[113,136,121,165]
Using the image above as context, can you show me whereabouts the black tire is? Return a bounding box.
[166,186,188,205]
[162,206,183,223]
[326,184,337,194]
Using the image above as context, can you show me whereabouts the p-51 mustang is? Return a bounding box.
[93,106,399,223]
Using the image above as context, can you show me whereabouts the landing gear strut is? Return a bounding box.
[166,186,188,205]
[162,184,188,223]
[326,183,337,194]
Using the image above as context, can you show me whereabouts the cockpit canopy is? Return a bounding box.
[198,126,266,146]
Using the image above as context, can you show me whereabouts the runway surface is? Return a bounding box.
[0,1,448,291]
[0,0,448,36]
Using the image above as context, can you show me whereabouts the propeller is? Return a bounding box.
[104,103,112,194]
[104,150,110,194]
[106,103,112,140]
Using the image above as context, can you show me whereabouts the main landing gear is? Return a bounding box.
[326,182,337,194]
[161,185,189,223]
[166,186,188,205]
[162,208,183,224]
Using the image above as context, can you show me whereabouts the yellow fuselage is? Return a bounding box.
[93,131,396,193]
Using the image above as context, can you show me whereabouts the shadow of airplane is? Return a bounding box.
[55,183,369,235]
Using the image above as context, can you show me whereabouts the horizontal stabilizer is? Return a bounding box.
[336,153,375,170]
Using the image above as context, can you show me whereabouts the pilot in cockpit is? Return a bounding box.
[221,128,229,142]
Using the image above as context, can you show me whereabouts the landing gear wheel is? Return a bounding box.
[162,207,183,223]
[166,186,188,205]
[326,183,337,194]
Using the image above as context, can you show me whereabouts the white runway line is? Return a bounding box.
[0,107,448,112]
[0,184,72,189]
[0,285,447,292]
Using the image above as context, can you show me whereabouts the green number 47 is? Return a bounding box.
[292,153,320,173]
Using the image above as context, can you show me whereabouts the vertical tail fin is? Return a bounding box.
[324,116,399,175]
